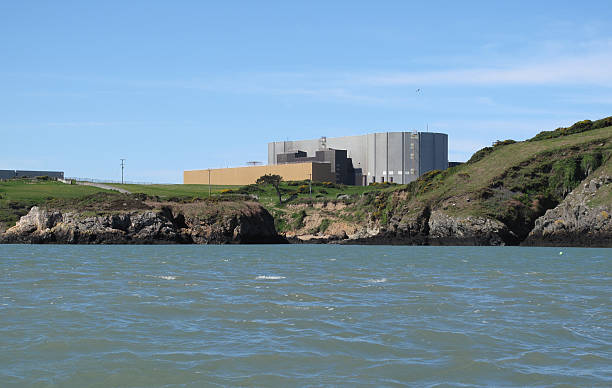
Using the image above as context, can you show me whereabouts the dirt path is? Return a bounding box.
[76,182,131,194]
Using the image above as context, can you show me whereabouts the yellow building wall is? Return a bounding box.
[184,162,335,185]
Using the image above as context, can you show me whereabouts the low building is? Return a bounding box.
[276,149,358,185]
[184,162,334,186]
[0,170,64,180]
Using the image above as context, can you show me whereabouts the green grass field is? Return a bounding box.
[106,184,239,198]
[105,181,397,207]
[0,180,105,228]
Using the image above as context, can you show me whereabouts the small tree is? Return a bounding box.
[256,174,283,204]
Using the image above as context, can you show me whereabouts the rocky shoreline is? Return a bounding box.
[0,202,286,245]
[1,173,611,246]
[2,189,610,246]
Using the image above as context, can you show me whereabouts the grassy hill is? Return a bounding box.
[106,183,237,198]
[376,117,612,242]
[0,180,105,229]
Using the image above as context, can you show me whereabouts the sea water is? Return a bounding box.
[0,245,610,386]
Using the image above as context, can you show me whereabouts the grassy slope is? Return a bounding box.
[377,122,612,243]
[0,180,105,228]
[410,125,612,214]
[588,156,612,208]
[106,184,238,198]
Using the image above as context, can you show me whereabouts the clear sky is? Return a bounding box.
[1,1,611,183]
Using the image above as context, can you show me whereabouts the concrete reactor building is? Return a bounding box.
[184,131,448,186]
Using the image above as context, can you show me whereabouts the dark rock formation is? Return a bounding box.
[0,203,286,244]
[427,210,512,246]
[523,174,612,247]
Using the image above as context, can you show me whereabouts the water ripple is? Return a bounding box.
[0,245,610,386]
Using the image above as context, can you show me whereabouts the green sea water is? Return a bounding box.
[1,245,610,387]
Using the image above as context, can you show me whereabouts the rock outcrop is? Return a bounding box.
[0,202,286,244]
[282,199,513,245]
[523,174,612,247]
[427,210,512,246]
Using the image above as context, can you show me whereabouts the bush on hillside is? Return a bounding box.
[467,139,516,164]
[547,151,605,197]
[529,116,612,142]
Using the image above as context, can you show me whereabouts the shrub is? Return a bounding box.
[548,158,581,196]
[467,139,516,164]
[580,152,603,176]
[291,209,307,229]
[529,116,612,142]
[287,180,308,186]
[318,218,331,233]
[275,217,288,233]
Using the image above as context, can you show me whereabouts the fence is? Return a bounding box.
[64,177,174,185]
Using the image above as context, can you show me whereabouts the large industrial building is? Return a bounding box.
[269,132,447,185]
[184,131,448,186]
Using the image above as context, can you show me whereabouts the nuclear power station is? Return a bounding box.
[184,131,448,186]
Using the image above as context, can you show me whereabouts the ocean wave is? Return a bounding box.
[256,275,286,280]
[146,275,177,280]
[367,278,387,283]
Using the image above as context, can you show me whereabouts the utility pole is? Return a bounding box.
[120,159,126,184]
[309,173,312,198]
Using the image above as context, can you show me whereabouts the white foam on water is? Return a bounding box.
[146,275,177,280]
[256,275,285,280]
[368,278,387,283]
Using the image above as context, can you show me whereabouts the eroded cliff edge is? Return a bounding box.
[523,173,612,247]
[0,195,286,244]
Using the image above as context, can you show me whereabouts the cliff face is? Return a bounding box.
[281,197,513,246]
[523,173,612,247]
[0,201,285,244]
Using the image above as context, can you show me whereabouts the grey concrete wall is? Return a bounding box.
[327,135,367,172]
[418,133,448,175]
[375,133,388,183]
[403,132,420,183]
[387,132,403,183]
[269,139,320,164]
[0,170,16,179]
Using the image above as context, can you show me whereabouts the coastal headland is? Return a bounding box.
[2,117,611,247]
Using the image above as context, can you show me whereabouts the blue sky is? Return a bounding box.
[1,1,611,183]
